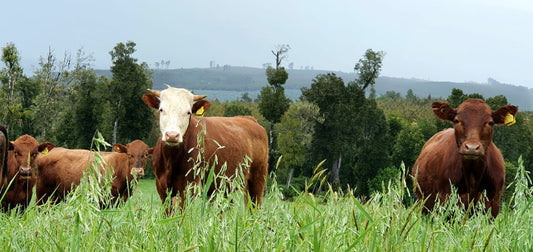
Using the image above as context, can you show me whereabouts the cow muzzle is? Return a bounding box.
[131,168,145,177]
[18,166,32,179]
[460,141,484,159]
[163,131,182,146]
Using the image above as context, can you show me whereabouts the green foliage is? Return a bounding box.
[354,49,385,90]
[275,101,319,184]
[31,49,71,142]
[391,122,425,169]
[486,94,508,110]
[302,71,391,195]
[258,86,291,124]
[266,66,289,87]
[0,43,26,138]
[108,41,154,144]
[223,101,252,117]
[447,88,466,108]
[367,166,401,193]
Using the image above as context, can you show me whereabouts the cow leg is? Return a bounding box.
[484,189,502,218]
[246,175,266,208]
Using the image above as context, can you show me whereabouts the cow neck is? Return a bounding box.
[461,157,487,193]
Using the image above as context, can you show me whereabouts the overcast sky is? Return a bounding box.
[3,0,533,88]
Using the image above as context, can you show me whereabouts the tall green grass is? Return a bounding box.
[1,146,533,250]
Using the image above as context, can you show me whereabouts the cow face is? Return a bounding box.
[114,140,154,177]
[9,135,54,179]
[142,86,209,146]
[432,99,518,159]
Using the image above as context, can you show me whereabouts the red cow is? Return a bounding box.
[412,99,518,217]
[142,86,268,213]
[36,140,153,205]
[0,125,8,188]
[3,135,54,212]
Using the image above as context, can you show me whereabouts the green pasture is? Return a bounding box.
[1,160,533,251]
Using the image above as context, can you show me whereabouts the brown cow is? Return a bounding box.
[2,135,54,212]
[412,99,518,218]
[142,86,268,213]
[0,125,8,188]
[36,140,153,205]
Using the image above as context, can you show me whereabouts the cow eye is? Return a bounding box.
[187,111,192,115]
[488,121,494,126]
[453,119,460,124]
[159,108,164,113]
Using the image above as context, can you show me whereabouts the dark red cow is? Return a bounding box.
[36,140,153,205]
[142,86,268,213]
[0,125,8,188]
[412,99,518,217]
[3,135,54,212]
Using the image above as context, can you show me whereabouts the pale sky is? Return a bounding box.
[3,0,533,88]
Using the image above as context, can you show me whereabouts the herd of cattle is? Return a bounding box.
[0,85,519,218]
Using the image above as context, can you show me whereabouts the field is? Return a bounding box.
[1,161,533,251]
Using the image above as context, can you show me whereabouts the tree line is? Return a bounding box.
[2,42,532,199]
[0,41,154,149]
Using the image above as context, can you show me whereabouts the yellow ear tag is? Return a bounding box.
[196,106,205,117]
[504,113,516,126]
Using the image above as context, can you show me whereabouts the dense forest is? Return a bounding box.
[2,41,533,200]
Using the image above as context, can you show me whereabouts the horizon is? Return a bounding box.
[3,1,533,88]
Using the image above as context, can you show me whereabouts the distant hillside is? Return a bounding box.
[95,67,533,110]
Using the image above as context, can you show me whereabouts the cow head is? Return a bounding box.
[113,140,153,177]
[9,135,54,179]
[432,99,518,159]
[142,85,209,146]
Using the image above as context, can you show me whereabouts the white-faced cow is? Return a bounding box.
[412,99,518,218]
[142,86,268,213]
[36,140,153,205]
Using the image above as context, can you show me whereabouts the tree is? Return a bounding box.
[258,44,291,170]
[302,73,365,188]
[55,49,104,148]
[486,95,508,110]
[31,48,71,142]
[354,49,385,91]
[275,101,320,187]
[0,43,25,137]
[108,41,153,144]
[391,122,425,169]
[447,88,466,108]
[224,101,252,117]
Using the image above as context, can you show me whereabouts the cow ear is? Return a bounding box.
[8,141,14,151]
[192,100,211,116]
[493,105,518,125]
[142,93,160,110]
[431,101,456,121]
[147,147,154,155]
[113,144,127,153]
[39,142,54,153]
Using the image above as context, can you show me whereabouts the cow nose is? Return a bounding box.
[19,166,32,176]
[131,168,145,177]
[465,144,480,151]
[165,131,180,142]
